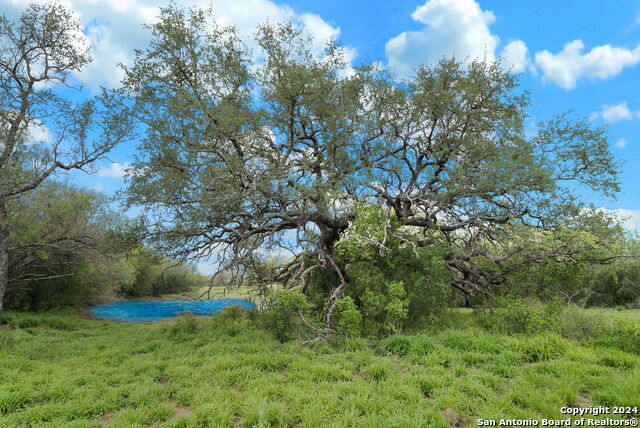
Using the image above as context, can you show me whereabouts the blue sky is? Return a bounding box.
[4,0,640,231]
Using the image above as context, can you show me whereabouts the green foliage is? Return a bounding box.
[0,2,132,320]
[359,280,409,334]
[115,4,623,326]
[164,313,199,339]
[376,333,438,358]
[478,297,563,335]
[410,334,438,356]
[332,296,362,338]
[557,305,610,341]
[363,363,391,381]
[216,304,250,320]
[5,182,205,311]
[599,351,636,369]
[481,215,640,307]
[586,262,640,308]
[320,204,451,336]
[263,289,312,342]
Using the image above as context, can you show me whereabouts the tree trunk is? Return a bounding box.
[0,199,8,322]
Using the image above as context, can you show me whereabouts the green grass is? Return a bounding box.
[162,285,258,302]
[0,309,639,427]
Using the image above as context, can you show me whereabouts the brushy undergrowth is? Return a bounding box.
[0,307,638,427]
[476,298,640,355]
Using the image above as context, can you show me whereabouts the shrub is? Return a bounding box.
[558,306,610,341]
[263,289,312,342]
[317,205,451,336]
[478,298,562,335]
[217,305,249,320]
[333,296,363,338]
[164,312,199,338]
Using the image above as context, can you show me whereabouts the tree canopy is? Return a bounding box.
[113,6,620,325]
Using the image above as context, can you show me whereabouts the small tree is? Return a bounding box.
[0,3,132,319]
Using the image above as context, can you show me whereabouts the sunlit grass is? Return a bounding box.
[162,285,259,302]
[0,309,638,427]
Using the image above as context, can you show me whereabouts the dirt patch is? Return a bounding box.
[97,412,115,427]
[157,377,170,386]
[577,394,591,407]
[173,405,193,419]
[442,408,468,428]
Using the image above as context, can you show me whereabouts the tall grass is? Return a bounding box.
[0,307,638,427]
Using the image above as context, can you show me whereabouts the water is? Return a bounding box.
[89,298,255,322]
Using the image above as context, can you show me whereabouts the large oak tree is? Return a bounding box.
[118,6,619,325]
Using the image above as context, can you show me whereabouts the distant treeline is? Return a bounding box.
[6,181,207,311]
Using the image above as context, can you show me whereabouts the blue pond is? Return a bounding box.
[90,298,255,323]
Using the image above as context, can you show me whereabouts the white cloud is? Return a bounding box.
[500,40,529,73]
[602,208,640,232]
[615,138,628,148]
[591,102,639,122]
[534,40,640,89]
[98,161,130,178]
[587,207,640,233]
[26,120,52,144]
[602,102,633,122]
[385,0,528,77]
[0,0,354,91]
[91,183,105,192]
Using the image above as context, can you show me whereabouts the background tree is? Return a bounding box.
[4,180,206,311]
[0,3,133,318]
[118,6,620,327]
[5,181,134,309]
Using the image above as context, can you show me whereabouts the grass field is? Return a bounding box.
[0,308,639,427]
[162,286,260,302]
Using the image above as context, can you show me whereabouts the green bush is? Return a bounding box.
[477,298,562,335]
[558,306,610,341]
[263,289,312,342]
[217,305,250,320]
[164,312,200,338]
[333,296,363,338]
[307,204,452,337]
